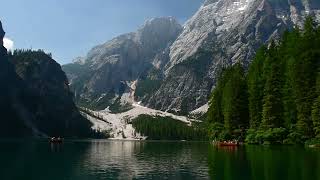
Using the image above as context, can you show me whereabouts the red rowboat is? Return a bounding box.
[217,141,240,147]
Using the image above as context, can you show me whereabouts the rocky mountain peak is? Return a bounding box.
[144,0,320,113]
[165,0,258,73]
[63,17,182,111]
[80,17,182,66]
[0,21,4,46]
[72,57,86,65]
[165,0,320,74]
[139,17,181,31]
[137,17,182,44]
[135,17,182,60]
[203,0,218,6]
[64,0,320,114]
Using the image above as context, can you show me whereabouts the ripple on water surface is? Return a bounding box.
[0,140,320,180]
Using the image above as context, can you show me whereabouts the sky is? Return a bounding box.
[0,0,204,64]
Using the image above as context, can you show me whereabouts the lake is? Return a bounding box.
[0,140,320,180]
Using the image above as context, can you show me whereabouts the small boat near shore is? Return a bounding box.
[213,140,242,147]
[308,144,320,148]
[49,137,63,143]
[218,141,240,147]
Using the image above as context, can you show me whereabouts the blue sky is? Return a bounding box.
[0,0,204,64]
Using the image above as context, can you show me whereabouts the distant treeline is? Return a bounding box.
[207,17,320,145]
[132,115,207,140]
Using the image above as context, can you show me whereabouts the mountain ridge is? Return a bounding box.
[63,0,320,114]
[144,0,320,113]
[63,17,182,112]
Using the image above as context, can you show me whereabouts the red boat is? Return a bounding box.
[217,141,240,147]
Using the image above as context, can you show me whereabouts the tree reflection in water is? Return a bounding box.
[208,145,320,180]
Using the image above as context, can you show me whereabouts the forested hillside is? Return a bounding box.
[8,49,92,137]
[207,17,320,144]
[132,115,207,140]
[0,19,95,138]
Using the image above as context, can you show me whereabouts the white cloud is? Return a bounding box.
[3,37,14,52]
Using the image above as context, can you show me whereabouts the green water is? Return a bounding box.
[0,140,319,180]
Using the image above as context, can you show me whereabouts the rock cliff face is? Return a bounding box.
[64,0,320,114]
[11,50,92,137]
[0,21,91,137]
[63,17,182,111]
[144,0,320,113]
[0,21,4,45]
[0,21,33,137]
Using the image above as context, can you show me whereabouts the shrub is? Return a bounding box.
[245,128,287,144]
[263,128,287,143]
[245,129,259,144]
[208,122,224,140]
[218,130,232,141]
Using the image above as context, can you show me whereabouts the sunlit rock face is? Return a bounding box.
[63,17,182,111]
[166,0,256,72]
[64,0,320,114]
[144,0,320,113]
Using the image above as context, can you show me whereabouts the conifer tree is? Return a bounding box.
[222,64,249,131]
[207,89,223,124]
[261,43,284,129]
[247,47,267,129]
[282,56,297,127]
[294,52,318,138]
[294,18,319,138]
[207,17,320,143]
[281,30,300,127]
[312,73,320,138]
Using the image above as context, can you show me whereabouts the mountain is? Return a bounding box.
[144,0,320,113]
[10,50,92,137]
[0,21,92,137]
[0,21,33,137]
[63,17,182,112]
[206,16,320,144]
[64,0,320,115]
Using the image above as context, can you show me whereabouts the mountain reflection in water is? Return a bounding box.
[0,140,320,180]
